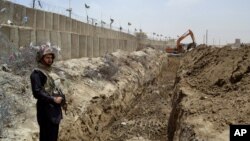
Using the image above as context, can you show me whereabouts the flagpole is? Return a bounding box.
[32,0,35,8]
[84,3,89,23]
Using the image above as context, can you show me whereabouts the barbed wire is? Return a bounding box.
[8,0,169,39]
[2,0,172,42]
[8,0,136,35]
[7,0,170,40]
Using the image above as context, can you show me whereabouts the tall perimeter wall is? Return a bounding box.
[0,1,168,60]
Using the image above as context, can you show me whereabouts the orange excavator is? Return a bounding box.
[166,29,196,54]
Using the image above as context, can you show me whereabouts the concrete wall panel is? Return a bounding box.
[53,32,62,60]
[87,36,93,57]
[119,40,124,51]
[0,26,10,40]
[133,40,138,51]
[107,39,112,53]
[45,31,50,42]
[60,32,71,60]
[36,30,49,44]
[80,23,85,35]
[114,39,119,51]
[50,31,60,46]
[93,37,99,57]
[89,25,94,36]
[0,27,11,52]
[36,10,45,29]
[99,38,105,56]
[130,40,136,51]
[53,14,59,30]
[112,39,116,52]
[85,24,90,36]
[128,41,132,52]
[71,20,78,33]
[13,4,23,26]
[76,21,81,34]
[19,28,31,47]
[45,12,53,30]
[124,40,128,51]
[59,15,66,31]
[26,8,36,27]
[10,28,19,47]
[79,35,87,57]
[65,17,71,32]
[30,30,36,45]
[71,34,79,58]
[0,2,11,24]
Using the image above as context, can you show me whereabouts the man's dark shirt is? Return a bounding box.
[30,69,62,124]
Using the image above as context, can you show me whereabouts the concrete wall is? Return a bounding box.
[0,1,168,60]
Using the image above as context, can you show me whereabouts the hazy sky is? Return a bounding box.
[11,0,250,45]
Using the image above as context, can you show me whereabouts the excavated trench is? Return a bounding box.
[1,47,184,141]
[4,46,247,140]
[59,46,250,141]
[58,53,181,141]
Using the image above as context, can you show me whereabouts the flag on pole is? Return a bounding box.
[110,18,114,24]
[85,3,90,8]
[38,0,42,8]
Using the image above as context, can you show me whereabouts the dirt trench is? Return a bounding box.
[2,46,249,141]
[58,51,180,141]
[1,48,181,141]
[60,45,250,141]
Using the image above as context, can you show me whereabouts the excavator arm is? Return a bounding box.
[176,29,196,52]
[165,29,196,54]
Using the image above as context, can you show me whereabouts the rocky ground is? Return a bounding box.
[0,45,250,141]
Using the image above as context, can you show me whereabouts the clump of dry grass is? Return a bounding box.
[83,54,119,81]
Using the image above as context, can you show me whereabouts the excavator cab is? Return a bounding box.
[187,42,196,51]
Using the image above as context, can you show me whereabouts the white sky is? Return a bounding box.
[11,0,250,45]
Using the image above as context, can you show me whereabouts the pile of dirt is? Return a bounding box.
[169,46,250,141]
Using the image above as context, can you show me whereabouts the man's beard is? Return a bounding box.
[42,60,53,67]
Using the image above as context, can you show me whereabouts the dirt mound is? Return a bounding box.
[182,45,250,94]
[169,46,250,141]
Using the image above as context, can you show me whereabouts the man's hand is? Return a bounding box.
[54,96,63,104]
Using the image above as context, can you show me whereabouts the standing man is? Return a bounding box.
[30,45,63,141]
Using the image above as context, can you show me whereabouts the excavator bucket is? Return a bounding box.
[187,42,196,51]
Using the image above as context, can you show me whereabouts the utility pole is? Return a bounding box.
[84,3,90,23]
[206,30,208,45]
[32,0,35,8]
[110,18,114,29]
[66,0,72,18]
[203,34,205,44]
[128,22,131,34]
